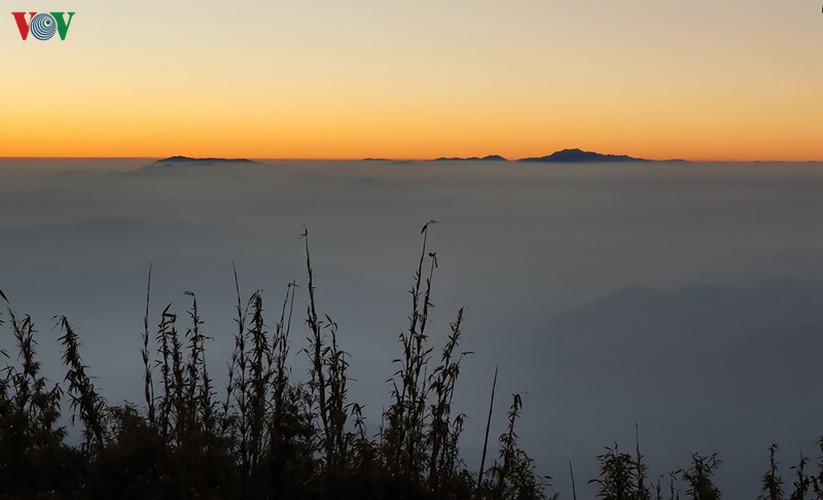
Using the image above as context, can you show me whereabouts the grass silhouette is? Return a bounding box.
[0,225,821,499]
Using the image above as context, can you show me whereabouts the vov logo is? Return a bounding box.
[12,12,75,41]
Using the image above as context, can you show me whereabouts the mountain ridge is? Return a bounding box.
[155,155,257,164]
[359,149,687,163]
[432,155,509,162]
[520,148,651,163]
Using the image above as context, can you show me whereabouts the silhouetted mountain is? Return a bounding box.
[519,148,651,163]
[132,156,258,173]
[155,156,257,165]
[433,155,509,162]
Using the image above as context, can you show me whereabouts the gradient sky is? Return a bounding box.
[2,0,822,160]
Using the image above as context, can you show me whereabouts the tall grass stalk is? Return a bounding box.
[57,316,107,453]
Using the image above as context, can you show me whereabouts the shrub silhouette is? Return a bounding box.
[0,226,550,499]
[0,226,821,499]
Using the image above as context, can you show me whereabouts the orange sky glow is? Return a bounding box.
[2,1,822,161]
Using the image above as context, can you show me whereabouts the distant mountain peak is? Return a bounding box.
[132,156,259,173]
[433,155,509,162]
[155,156,257,164]
[519,148,651,163]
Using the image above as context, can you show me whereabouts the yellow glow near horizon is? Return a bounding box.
[1,1,822,161]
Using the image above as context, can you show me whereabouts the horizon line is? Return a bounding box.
[0,155,821,164]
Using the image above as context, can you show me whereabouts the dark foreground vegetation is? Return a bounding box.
[0,224,821,499]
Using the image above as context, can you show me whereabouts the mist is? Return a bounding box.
[1,158,821,497]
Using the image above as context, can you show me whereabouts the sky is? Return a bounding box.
[2,0,823,161]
